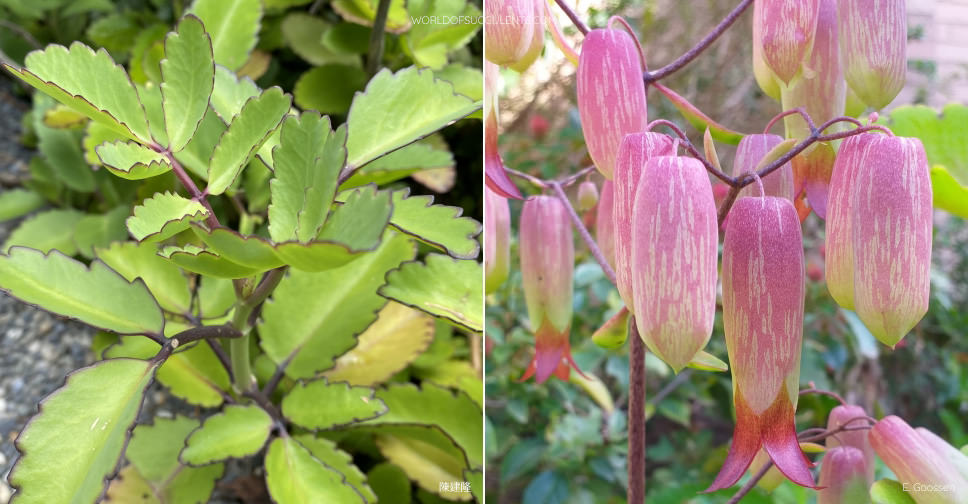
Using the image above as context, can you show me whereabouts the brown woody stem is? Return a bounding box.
[628,317,646,503]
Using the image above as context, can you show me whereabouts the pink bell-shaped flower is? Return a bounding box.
[485,186,511,294]
[732,133,795,201]
[752,0,781,100]
[916,427,968,484]
[870,416,968,503]
[837,0,906,110]
[825,404,875,483]
[484,63,522,199]
[817,446,870,504]
[576,27,649,179]
[758,0,820,84]
[708,196,815,491]
[613,133,675,310]
[595,180,616,269]
[630,154,717,372]
[484,0,544,71]
[518,195,583,383]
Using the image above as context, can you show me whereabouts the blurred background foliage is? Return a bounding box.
[485,0,968,502]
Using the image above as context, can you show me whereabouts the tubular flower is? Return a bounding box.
[752,0,781,100]
[484,0,543,71]
[518,195,583,383]
[484,186,511,294]
[837,0,905,110]
[576,28,649,179]
[613,133,675,310]
[484,62,522,199]
[732,133,795,201]
[708,196,814,491]
[824,134,866,310]
[630,155,717,372]
[870,416,968,504]
[825,404,875,483]
[758,0,820,84]
[780,0,844,218]
[916,427,968,483]
[817,446,871,504]
[595,180,616,269]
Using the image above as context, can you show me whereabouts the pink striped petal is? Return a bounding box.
[825,404,875,483]
[824,134,869,311]
[732,133,795,201]
[797,142,836,219]
[520,195,574,334]
[752,0,781,100]
[870,416,968,503]
[916,427,968,484]
[595,180,616,269]
[508,0,544,72]
[576,29,649,179]
[838,0,906,110]
[613,133,675,309]
[759,0,820,83]
[484,0,538,68]
[485,186,511,294]
[818,446,870,504]
[630,155,717,372]
[852,136,931,347]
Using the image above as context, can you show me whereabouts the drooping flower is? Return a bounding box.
[518,195,583,383]
[758,0,820,84]
[484,0,544,71]
[870,416,968,504]
[708,196,815,491]
[825,404,875,483]
[613,133,675,310]
[780,0,844,218]
[576,27,649,179]
[732,133,795,201]
[837,0,906,110]
[595,180,616,269]
[752,0,781,100]
[817,446,871,504]
[916,427,968,483]
[485,186,511,294]
[630,154,717,372]
[484,62,522,199]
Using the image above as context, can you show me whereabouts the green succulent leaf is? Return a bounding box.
[269,112,346,243]
[104,466,160,503]
[376,432,471,500]
[282,378,387,430]
[187,0,262,71]
[96,140,172,180]
[160,244,266,279]
[181,404,273,465]
[83,121,124,166]
[5,42,152,143]
[0,189,44,222]
[340,140,454,190]
[331,0,410,34]
[207,87,291,195]
[42,103,88,129]
[367,463,411,503]
[259,231,416,379]
[319,185,392,250]
[3,208,85,255]
[127,191,210,242]
[870,479,917,504]
[210,64,260,124]
[199,276,236,319]
[345,67,480,169]
[161,15,216,152]
[403,0,481,69]
[379,254,483,332]
[387,189,480,259]
[293,64,368,116]
[324,302,435,386]
[434,64,483,102]
[33,101,96,192]
[191,226,285,270]
[265,436,367,504]
[356,382,483,469]
[174,107,227,178]
[8,358,157,504]
[294,435,377,502]
[73,206,129,258]
[281,13,360,67]
[653,82,746,145]
[136,82,169,147]
[0,247,164,335]
[96,241,192,315]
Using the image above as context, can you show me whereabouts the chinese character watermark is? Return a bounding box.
[438,481,472,494]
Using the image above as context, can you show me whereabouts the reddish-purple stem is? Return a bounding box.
[553,0,590,35]
[763,107,816,135]
[628,317,646,504]
[549,181,617,285]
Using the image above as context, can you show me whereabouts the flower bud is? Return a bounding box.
[732,133,795,201]
[485,0,543,71]
[577,180,599,212]
[870,416,968,504]
[577,28,649,179]
[484,62,522,199]
[631,155,717,372]
[595,180,616,269]
[825,404,875,483]
[916,427,968,483]
[613,133,675,310]
[759,0,820,83]
[838,0,905,110]
[818,446,871,504]
[485,186,511,294]
[709,196,814,491]
[519,195,582,383]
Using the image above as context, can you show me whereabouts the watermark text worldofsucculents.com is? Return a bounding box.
[409,14,542,25]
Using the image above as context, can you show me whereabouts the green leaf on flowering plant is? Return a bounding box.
[264,437,367,504]
[319,185,392,249]
[174,106,226,179]
[127,192,210,242]
[435,64,483,101]
[332,0,410,34]
[320,23,371,55]
[931,165,968,219]
[207,87,291,195]
[653,82,746,145]
[403,0,481,69]
[355,382,483,469]
[199,276,236,319]
[0,189,44,222]
[293,64,368,116]
[8,358,157,504]
[83,121,124,166]
[160,244,266,279]
[33,99,96,192]
[386,188,481,259]
[870,479,917,504]
[136,82,169,147]
[340,140,454,190]
[345,67,481,169]
[686,350,729,372]
[294,435,377,502]
[96,140,172,180]
[104,466,160,503]
[375,432,471,500]
[210,65,260,124]
[281,13,361,67]
[324,302,435,386]
[269,112,346,243]
[42,103,87,129]
[282,378,387,430]
[379,254,483,332]
[96,241,192,314]
[181,404,273,465]
[367,463,411,502]
[74,206,130,258]
[3,209,84,255]
[0,247,163,334]
[187,0,262,71]
[259,230,416,379]
[190,226,285,270]
[161,15,216,153]
[4,42,152,143]
[465,468,483,503]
